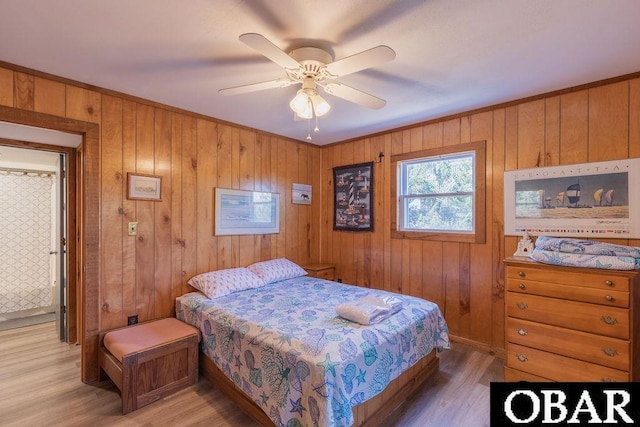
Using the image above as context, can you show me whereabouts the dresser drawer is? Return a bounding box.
[311,268,335,280]
[304,264,335,281]
[504,366,552,382]
[507,343,629,382]
[506,278,629,307]
[507,317,630,371]
[506,265,630,292]
[506,292,630,339]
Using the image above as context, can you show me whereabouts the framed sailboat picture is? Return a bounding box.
[504,158,640,238]
[333,162,374,232]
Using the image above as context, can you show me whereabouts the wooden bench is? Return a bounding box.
[98,317,200,414]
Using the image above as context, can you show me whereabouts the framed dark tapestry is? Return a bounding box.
[333,161,373,231]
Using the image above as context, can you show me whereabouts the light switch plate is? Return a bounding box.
[128,222,138,236]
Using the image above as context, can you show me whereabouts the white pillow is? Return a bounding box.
[187,267,266,299]
[247,258,307,284]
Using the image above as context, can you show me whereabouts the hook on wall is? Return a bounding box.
[376,152,385,163]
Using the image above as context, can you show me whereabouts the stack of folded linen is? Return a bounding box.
[530,236,640,270]
[336,294,404,325]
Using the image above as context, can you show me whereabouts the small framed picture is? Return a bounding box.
[127,173,162,201]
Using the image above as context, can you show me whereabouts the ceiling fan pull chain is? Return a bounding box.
[306,118,312,141]
[314,115,319,133]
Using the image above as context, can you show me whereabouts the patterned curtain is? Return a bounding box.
[0,171,54,314]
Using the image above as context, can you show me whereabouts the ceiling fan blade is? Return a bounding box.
[324,45,395,78]
[239,33,301,70]
[321,82,386,109]
[219,78,295,96]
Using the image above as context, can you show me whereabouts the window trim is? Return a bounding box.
[391,140,486,243]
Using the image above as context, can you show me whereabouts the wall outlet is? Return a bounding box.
[128,222,138,236]
[127,315,138,325]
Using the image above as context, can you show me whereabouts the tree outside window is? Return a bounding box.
[391,141,485,243]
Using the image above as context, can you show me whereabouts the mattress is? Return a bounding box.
[176,275,450,427]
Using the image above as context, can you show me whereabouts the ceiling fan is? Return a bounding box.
[219,33,395,139]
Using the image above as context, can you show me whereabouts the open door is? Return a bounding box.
[54,152,68,342]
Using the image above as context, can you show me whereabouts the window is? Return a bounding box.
[391,141,485,243]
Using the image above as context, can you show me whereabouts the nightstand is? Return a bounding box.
[303,264,336,281]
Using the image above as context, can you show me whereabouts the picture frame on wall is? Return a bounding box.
[214,188,280,236]
[127,173,162,201]
[333,161,373,232]
[504,158,640,238]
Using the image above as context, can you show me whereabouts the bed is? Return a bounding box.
[176,260,450,427]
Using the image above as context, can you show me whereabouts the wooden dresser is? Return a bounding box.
[504,256,640,382]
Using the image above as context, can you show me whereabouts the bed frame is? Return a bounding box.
[199,348,439,426]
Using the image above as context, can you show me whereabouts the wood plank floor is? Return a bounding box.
[0,322,503,426]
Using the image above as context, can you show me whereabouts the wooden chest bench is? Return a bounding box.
[98,317,201,414]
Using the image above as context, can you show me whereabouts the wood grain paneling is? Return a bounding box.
[0,68,13,106]
[559,90,589,164]
[34,77,66,116]
[101,95,124,330]
[134,104,156,323]
[631,78,640,159]
[491,108,507,350]
[65,85,101,124]
[122,100,137,322]
[180,115,198,295]
[469,111,493,346]
[153,108,173,318]
[544,96,560,166]
[170,113,183,309]
[517,100,545,168]
[14,72,34,111]
[589,82,629,161]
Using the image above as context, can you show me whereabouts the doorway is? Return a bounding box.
[0,107,100,383]
[0,144,71,341]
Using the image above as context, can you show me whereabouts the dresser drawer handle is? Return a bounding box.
[601,316,618,325]
[605,295,614,302]
[601,378,613,383]
[518,283,526,290]
[518,271,525,277]
[604,280,614,287]
[602,348,619,357]
[516,328,528,336]
[516,353,528,362]
[516,302,528,310]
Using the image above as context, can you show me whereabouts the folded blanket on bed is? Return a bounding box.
[336,295,404,325]
[535,236,640,258]
[361,295,404,312]
[530,248,639,270]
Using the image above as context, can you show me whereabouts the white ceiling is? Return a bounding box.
[1,0,640,145]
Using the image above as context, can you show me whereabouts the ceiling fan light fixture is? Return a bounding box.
[311,93,330,117]
[222,34,396,140]
[290,88,330,119]
[297,101,314,120]
[289,89,310,115]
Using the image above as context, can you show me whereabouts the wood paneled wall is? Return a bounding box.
[0,64,321,381]
[320,76,640,354]
[97,98,320,329]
